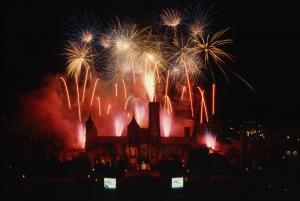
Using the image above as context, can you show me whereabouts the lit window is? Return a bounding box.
[293,150,298,156]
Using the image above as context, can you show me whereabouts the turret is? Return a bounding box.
[127,115,140,146]
[149,102,160,144]
[85,115,97,151]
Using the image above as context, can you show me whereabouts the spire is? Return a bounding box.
[128,113,139,128]
[85,115,94,128]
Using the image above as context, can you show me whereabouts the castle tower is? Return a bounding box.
[127,115,140,146]
[85,115,97,152]
[148,102,160,145]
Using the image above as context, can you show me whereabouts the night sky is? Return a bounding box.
[2,0,300,134]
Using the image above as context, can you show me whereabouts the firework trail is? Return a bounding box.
[55,3,245,145]
[212,83,215,115]
[90,78,99,107]
[181,85,186,101]
[183,61,194,117]
[124,96,132,110]
[97,96,101,116]
[197,87,209,124]
[115,83,118,96]
[75,76,82,122]
[122,78,127,100]
[106,104,112,115]
[59,77,72,109]
[81,66,90,103]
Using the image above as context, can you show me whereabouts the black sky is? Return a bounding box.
[2,0,300,132]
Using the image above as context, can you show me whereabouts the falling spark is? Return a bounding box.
[212,83,216,115]
[165,70,170,96]
[163,95,173,115]
[97,96,101,116]
[75,76,82,122]
[130,52,136,84]
[183,61,194,117]
[181,85,186,101]
[81,66,90,103]
[122,78,127,100]
[115,83,118,97]
[106,104,112,114]
[197,87,209,124]
[90,78,99,107]
[124,96,132,110]
[59,77,72,109]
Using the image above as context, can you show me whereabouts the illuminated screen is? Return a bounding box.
[171,177,184,188]
[104,178,116,189]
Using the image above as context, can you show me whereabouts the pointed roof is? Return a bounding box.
[128,114,139,128]
[85,115,94,127]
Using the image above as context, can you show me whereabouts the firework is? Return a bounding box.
[107,19,151,84]
[204,132,217,150]
[65,40,92,78]
[189,20,206,36]
[100,34,112,48]
[81,30,93,43]
[161,9,181,27]
[114,112,127,137]
[193,28,233,78]
[133,101,147,126]
[58,4,240,144]
[59,77,72,109]
[163,95,173,115]
[160,111,172,137]
[143,70,156,102]
[77,123,86,149]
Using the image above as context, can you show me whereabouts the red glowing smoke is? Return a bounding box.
[20,75,80,149]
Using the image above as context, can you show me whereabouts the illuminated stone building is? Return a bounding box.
[85,102,193,168]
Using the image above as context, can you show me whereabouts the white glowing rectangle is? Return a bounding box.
[104,178,116,189]
[171,177,184,188]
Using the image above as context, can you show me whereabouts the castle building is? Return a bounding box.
[85,102,193,168]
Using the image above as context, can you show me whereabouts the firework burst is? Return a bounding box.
[161,9,181,27]
[64,40,93,78]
